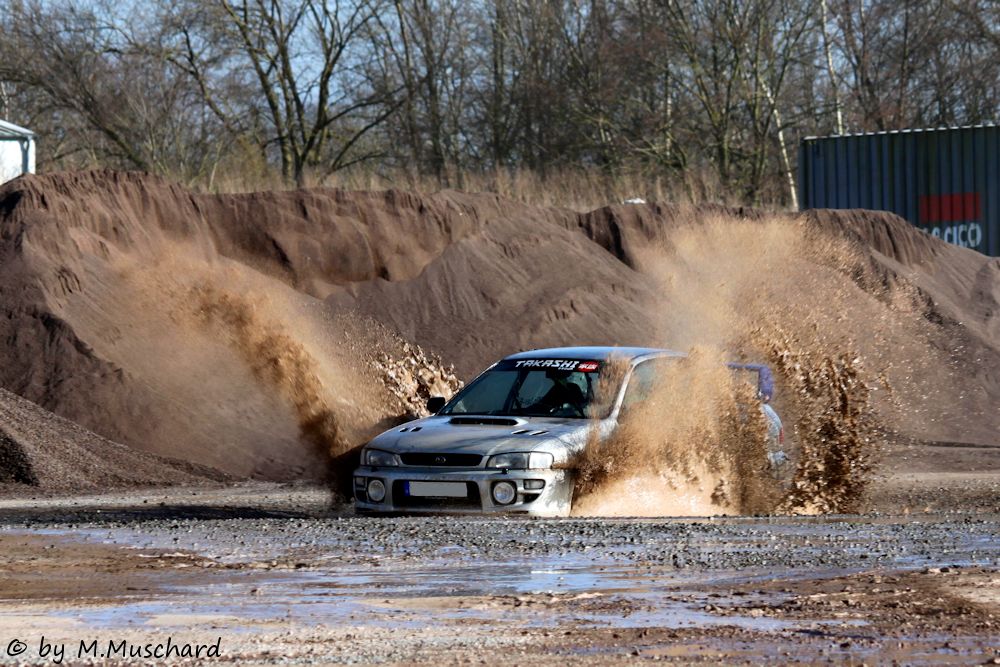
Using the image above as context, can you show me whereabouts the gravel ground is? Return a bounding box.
[0,483,997,664]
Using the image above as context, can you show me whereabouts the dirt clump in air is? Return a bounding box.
[368,338,463,419]
[187,283,461,496]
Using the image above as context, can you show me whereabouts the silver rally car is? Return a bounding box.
[353,346,784,517]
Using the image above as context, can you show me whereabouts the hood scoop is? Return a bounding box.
[449,416,520,427]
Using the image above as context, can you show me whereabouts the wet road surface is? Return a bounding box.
[0,484,997,664]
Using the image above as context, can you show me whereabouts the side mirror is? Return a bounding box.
[426,396,446,414]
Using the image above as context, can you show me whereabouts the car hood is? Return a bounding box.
[365,415,597,464]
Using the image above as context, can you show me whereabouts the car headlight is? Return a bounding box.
[486,452,553,470]
[363,449,398,467]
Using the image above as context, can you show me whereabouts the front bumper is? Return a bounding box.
[353,466,573,517]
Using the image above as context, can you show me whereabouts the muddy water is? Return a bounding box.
[0,486,997,664]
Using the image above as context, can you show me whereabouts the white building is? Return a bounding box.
[0,120,35,185]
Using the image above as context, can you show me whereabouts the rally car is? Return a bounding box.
[353,346,785,516]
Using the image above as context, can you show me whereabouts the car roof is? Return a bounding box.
[502,346,683,362]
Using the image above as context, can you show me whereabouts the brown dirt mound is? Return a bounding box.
[0,171,471,481]
[0,170,997,496]
[0,387,228,493]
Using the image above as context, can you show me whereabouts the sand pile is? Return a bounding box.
[0,387,227,493]
[0,170,997,497]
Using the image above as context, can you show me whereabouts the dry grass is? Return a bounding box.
[188,163,757,212]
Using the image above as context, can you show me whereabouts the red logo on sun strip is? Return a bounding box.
[577,361,600,372]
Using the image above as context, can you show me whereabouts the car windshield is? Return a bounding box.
[441,359,609,419]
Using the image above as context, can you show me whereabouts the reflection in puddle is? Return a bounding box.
[12,563,805,633]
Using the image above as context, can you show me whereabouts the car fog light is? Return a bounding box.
[492,481,516,505]
[524,479,545,490]
[367,479,386,503]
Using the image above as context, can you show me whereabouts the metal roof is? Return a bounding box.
[503,346,683,361]
[803,122,1000,142]
[0,120,35,139]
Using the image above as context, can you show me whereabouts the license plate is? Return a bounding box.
[405,481,468,498]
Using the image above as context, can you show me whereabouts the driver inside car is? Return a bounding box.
[525,369,586,416]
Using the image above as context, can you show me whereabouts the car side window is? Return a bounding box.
[621,361,658,411]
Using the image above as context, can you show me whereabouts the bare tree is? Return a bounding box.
[3,0,998,204]
[206,0,400,185]
[819,0,844,134]
[740,0,815,204]
[0,0,226,176]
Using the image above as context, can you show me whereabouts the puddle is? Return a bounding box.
[2,514,997,639]
[17,566,799,633]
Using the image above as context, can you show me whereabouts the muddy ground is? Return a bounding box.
[0,479,997,665]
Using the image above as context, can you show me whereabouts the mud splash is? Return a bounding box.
[185,281,462,495]
[572,350,774,516]
[191,284,349,477]
[572,214,898,516]
[370,338,463,419]
[753,327,880,514]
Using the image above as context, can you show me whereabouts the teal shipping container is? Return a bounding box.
[798,125,1000,256]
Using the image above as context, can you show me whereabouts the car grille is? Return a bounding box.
[399,453,482,467]
[392,481,481,509]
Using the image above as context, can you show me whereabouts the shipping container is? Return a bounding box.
[798,124,1000,257]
